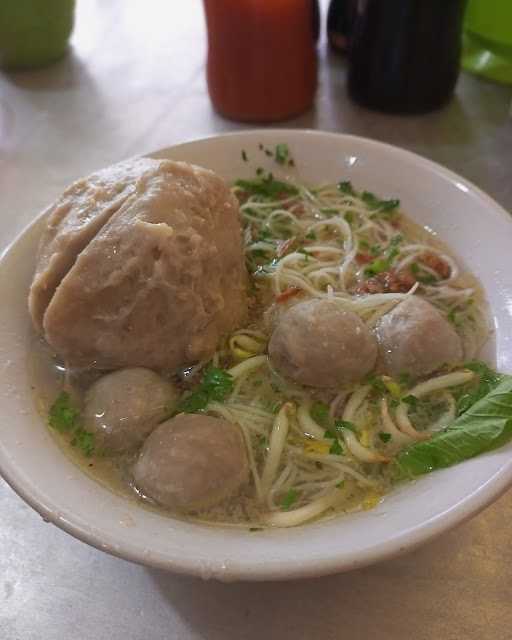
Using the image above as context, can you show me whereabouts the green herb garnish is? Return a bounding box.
[310,402,330,427]
[334,419,357,433]
[235,176,298,199]
[48,392,95,457]
[417,273,437,285]
[364,258,389,277]
[48,391,80,433]
[329,440,344,455]
[364,236,403,276]
[447,308,459,326]
[257,435,269,449]
[402,395,419,408]
[176,367,234,414]
[71,428,95,457]
[362,190,400,213]
[338,181,356,196]
[274,143,290,165]
[252,248,269,258]
[410,262,437,285]
[281,489,299,510]
[398,372,412,386]
[366,375,388,395]
[378,432,392,443]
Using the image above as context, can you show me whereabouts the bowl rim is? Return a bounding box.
[1,128,512,581]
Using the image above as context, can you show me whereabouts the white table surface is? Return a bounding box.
[1,2,512,639]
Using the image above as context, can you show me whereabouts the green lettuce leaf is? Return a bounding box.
[392,376,512,479]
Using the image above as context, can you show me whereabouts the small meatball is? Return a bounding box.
[132,414,249,511]
[83,368,177,453]
[376,296,463,378]
[268,298,378,387]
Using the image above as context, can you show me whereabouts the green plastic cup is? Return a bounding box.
[0,0,75,70]
[462,0,512,84]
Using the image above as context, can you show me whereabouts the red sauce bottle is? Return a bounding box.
[203,0,318,122]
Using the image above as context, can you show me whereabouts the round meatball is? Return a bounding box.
[132,414,249,511]
[83,368,177,453]
[268,298,378,387]
[376,296,463,378]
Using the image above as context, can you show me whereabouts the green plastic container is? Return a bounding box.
[0,0,75,70]
[462,0,512,84]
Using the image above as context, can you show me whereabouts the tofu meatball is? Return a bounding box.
[83,368,177,453]
[268,298,378,387]
[132,414,249,511]
[376,296,463,378]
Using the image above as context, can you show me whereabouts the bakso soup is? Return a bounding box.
[30,145,512,530]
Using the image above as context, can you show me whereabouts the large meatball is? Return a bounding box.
[29,158,156,334]
[268,298,378,387]
[376,296,463,378]
[132,414,249,511]
[29,158,247,370]
[83,368,177,453]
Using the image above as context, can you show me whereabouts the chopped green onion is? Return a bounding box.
[329,440,344,455]
[48,392,95,457]
[338,181,356,196]
[311,402,330,427]
[402,395,419,408]
[274,143,290,165]
[176,367,234,414]
[366,375,388,394]
[48,392,80,433]
[281,489,299,510]
[334,419,357,433]
[71,428,95,457]
[235,176,298,199]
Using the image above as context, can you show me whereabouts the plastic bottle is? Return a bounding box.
[203,0,318,122]
[348,0,468,114]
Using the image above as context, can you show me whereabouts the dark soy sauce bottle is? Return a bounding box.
[327,0,357,53]
[312,0,321,43]
[348,0,468,114]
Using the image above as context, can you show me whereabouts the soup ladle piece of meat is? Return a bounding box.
[132,414,249,511]
[268,298,378,388]
[375,296,463,378]
[83,367,178,453]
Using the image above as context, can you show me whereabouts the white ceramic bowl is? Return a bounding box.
[1,130,512,581]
